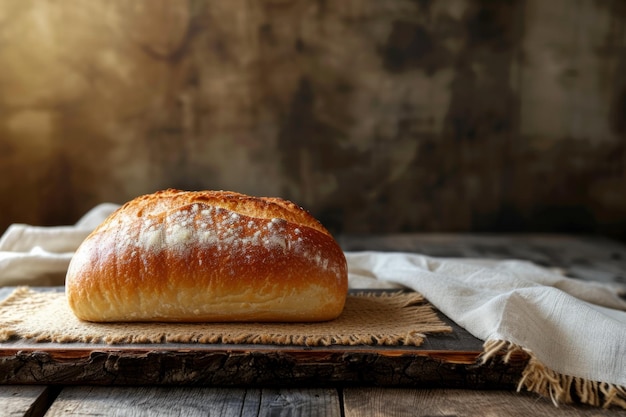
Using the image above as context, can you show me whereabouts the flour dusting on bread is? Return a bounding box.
[66,189,348,323]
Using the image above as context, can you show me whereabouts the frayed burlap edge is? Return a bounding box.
[481,339,626,410]
[0,287,451,347]
[0,286,29,341]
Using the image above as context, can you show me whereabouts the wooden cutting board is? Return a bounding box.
[0,287,528,388]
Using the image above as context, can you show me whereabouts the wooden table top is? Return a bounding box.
[3,233,626,416]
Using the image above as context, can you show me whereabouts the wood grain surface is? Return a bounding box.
[343,388,626,417]
[13,386,626,417]
[1,385,59,417]
[43,387,340,417]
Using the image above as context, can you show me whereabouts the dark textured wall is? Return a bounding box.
[1,0,625,239]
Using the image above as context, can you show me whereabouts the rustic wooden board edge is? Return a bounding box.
[0,344,528,389]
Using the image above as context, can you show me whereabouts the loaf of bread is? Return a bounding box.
[65,189,348,322]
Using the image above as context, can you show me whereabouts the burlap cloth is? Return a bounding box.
[0,287,451,346]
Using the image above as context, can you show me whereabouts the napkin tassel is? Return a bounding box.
[481,339,626,410]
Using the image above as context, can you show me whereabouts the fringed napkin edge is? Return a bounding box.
[481,339,626,410]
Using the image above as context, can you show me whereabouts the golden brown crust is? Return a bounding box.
[65,189,348,323]
[118,189,331,237]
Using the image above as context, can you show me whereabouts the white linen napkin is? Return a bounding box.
[346,251,626,408]
[0,204,119,286]
[0,204,624,408]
